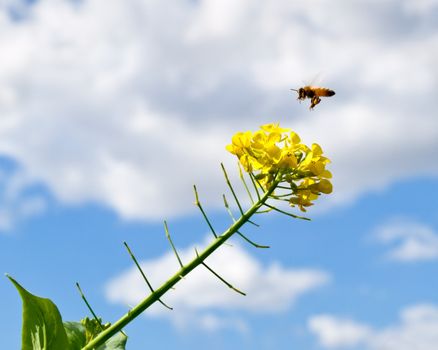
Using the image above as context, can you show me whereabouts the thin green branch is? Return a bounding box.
[249,172,261,200]
[221,163,244,215]
[202,262,246,296]
[270,192,294,199]
[237,231,270,249]
[123,242,173,310]
[164,221,184,268]
[81,176,280,350]
[253,174,267,194]
[255,208,273,214]
[247,219,260,227]
[193,185,217,238]
[195,248,246,296]
[223,194,237,222]
[75,282,105,331]
[263,203,310,221]
[270,197,293,202]
[238,163,255,204]
[276,185,293,190]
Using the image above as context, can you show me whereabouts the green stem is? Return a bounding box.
[193,185,217,238]
[221,163,244,215]
[238,163,255,204]
[237,231,270,249]
[75,283,105,331]
[81,177,280,350]
[270,192,294,198]
[249,172,261,200]
[263,203,310,221]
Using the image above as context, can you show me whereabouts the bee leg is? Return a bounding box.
[314,96,321,105]
[309,96,321,109]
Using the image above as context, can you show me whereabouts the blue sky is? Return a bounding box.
[1,0,438,349]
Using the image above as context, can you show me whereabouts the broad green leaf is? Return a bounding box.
[7,275,69,350]
[8,275,127,350]
[63,322,86,350]
[96,332,127,350]
[63,320,128,350]
[80,317,127,350]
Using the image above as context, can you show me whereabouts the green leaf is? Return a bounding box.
[63,320,128,350]
[7,275,127,350]
[96,332,127,350]
[80,317,127,350]
[7,275,69,350]
[63,322,86,350]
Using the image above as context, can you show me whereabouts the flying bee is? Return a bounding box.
[291,86,335,110]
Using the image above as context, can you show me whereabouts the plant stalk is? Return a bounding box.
[82,178,279,350]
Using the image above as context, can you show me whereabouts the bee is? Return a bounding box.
[291,86,335,110]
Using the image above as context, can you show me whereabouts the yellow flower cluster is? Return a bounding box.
[226,123,333,211]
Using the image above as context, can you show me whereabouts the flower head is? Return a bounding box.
[226,123,333,211]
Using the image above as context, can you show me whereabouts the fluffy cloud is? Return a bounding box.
[374,219,438,262]
[308,315,371,348]
[308,304,438,350]
[0,0,437,221]
[0,164,46,232]
[105,237,330,331]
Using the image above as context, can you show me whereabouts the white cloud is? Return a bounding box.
[308,315,371,348]
[0,166,46,232]
[308,304,438,350]
[173,312,250,334]
[105,236,330,331]
[374,219,438,262]
[402,0,438,16]
[370,304,438,350]
[0,0,437,221]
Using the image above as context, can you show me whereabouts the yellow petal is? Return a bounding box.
[289,131,301,144]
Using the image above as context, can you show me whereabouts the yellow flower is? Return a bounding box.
[226,123,333,212]
[260,123,290,134]
[289,192,317,212]
[277,146,298,169]
[305,178,333,195]
[225,131,252,157]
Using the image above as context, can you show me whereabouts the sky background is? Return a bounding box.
[1,0,438,349]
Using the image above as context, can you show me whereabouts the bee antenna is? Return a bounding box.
[290,88,298,92]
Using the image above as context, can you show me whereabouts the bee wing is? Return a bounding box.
[308,72,323,86]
